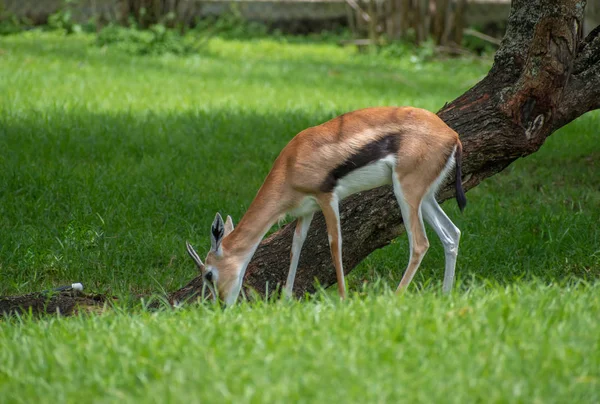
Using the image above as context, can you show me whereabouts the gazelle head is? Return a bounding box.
[185,213,241,306]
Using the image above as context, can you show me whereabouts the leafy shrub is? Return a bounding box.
[46,0,82,34]
[96,23,199,55]
[378,38,437,62]
[95,8,271,56]
[192,11,268,40]
[0,14,23,36]
[0,4,29,36]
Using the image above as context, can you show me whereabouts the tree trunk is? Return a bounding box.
[453,0,467,46]
[2,0,599,316]
[432,0,450,44]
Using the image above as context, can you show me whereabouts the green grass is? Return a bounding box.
[1,284,599,403]
[0,31,599,402]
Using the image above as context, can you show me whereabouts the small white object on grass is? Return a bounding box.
[71,283,84,291]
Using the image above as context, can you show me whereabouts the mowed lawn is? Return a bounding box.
[0,32,599,403]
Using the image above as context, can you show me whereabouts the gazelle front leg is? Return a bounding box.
[284,212,314,298]
[422,195,461,293]
[317,194,347,299]
[392,174,429,293]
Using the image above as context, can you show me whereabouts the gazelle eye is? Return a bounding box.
[205,271,213,283]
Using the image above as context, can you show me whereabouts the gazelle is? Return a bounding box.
[186,106,466,306]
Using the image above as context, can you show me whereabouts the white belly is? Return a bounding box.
[289,196,320,217]
[288,156,395,217]
[333,156,395,200]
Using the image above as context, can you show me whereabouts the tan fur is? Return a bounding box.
[316,193,346,298]
[201,107,461,303]
[283,107,456,196]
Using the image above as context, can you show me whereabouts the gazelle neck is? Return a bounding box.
[222,177,287,270]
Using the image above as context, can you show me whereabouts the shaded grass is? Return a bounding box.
[0,33,597,296]
[0,31,598,403]
[0,31,494,295]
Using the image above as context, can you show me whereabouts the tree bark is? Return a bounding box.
[2,1,599,316]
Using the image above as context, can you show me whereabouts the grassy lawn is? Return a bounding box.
[0,31,598,402]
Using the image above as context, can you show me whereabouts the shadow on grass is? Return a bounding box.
[1,106,599,298]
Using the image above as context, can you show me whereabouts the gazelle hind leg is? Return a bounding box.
[316,194,346,299]
[392,174,429,292]
[284,212,314,298]
[422,195,461,293]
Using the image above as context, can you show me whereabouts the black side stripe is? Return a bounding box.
[320,134,401,193]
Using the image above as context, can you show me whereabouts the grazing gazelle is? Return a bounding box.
[186,106,466,306]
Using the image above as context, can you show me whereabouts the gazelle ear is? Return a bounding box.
[185,241,205,273]
[210,212,225,253]
[224,215,234,236]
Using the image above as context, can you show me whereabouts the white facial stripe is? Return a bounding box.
[203,281,217,303]
[206,266,218,281]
